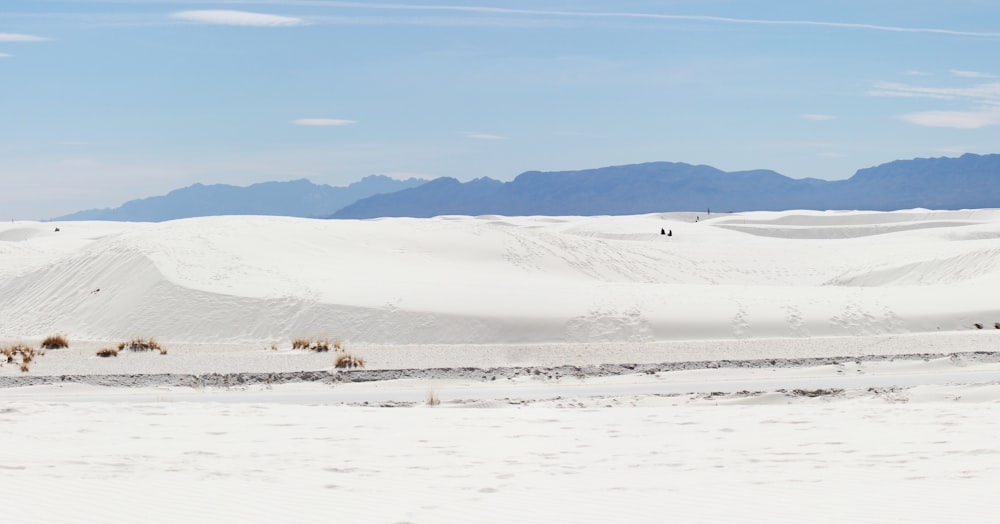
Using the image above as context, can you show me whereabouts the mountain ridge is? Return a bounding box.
[52,154,1000,221]
[332,154,1000,218]
[54,175,427,222]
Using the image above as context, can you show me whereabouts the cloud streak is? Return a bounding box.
[802,114,836,121]
[292,118,356,126]
[158,1,1000,37]
[171,10,306,27]
[13,2,1000,37]
[870,78,1000,129]
[868,81,1000,101]
[897,110,1000,129]
[950,69,996,79]
[0,33,49,42]
[461,132,505,140]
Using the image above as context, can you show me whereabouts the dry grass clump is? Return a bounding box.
[96,348,119,358]
[118,337,161,352]
[334,354,365,369]
[426,391,440,406]
[117,338,167,355]
[40,334,69,349]
[291,337,344,352]
[3,344,35,361]
[2,343,43,372]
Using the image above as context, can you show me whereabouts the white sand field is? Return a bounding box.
[3,210,1000,522]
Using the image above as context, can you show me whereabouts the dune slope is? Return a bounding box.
[2,210,999,344]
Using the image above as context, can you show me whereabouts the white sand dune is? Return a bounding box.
[5,210,1000,523]
[3,209,1000,345]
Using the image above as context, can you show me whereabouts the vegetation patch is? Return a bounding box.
[426,391,440,406]
[40,335,69,349]
[2,343,44,372]
[334,354,365,369]
[291,337,343,352]
[118,338,167,355]
[96,348,119,358]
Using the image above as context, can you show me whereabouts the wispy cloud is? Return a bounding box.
[933,145,975,154]
[168,2,1000,37]
[868,81,1000,100]
[903,70,932,76]
[13,2,1000,37]
[802,114,836,121]
[0,33,49,42]
[382,171,434,180]
[818,152,846,158]
[171,10,307,27]
[0,53,11,58]
[461,131,505,140]
[950,69,996,79]
[897,110,1000,129]
[869,78,1000,128]
[292,118,356,126]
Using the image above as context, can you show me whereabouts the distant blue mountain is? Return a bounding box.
[331,154,1000,218]
[54,175,426,222]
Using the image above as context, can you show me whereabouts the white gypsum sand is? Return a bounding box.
[2,209,999,345]
[2,210,1000,523]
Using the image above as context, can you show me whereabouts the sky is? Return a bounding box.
[4,1,1000,220]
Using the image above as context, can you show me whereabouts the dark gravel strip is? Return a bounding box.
[2,351,999,389]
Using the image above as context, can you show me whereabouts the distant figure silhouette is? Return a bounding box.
[54,227,60,232]
[696,216,699,222]
[668,230,673,237]
[660,228,665,235]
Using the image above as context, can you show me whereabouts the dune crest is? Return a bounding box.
[2,210,999,344]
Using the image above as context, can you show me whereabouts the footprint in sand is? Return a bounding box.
[783,304,809,336]
[732,303,750,338]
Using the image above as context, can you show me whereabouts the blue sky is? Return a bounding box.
[4,1,1000,219]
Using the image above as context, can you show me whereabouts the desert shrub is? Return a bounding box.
[96,348,119,358]
[995,322,1000,330]
[975,323,984,329]
[292,338,342,352]
[19,362,29,372]
[334,354,365,369]
[426,391,440,406]
[3,344,35,363]
[119,337,163,352]
[40,335,69,349]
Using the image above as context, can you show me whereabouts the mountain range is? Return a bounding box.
[333,154,1000,218]
[53,154,1000,221]
[54,175,426,222]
